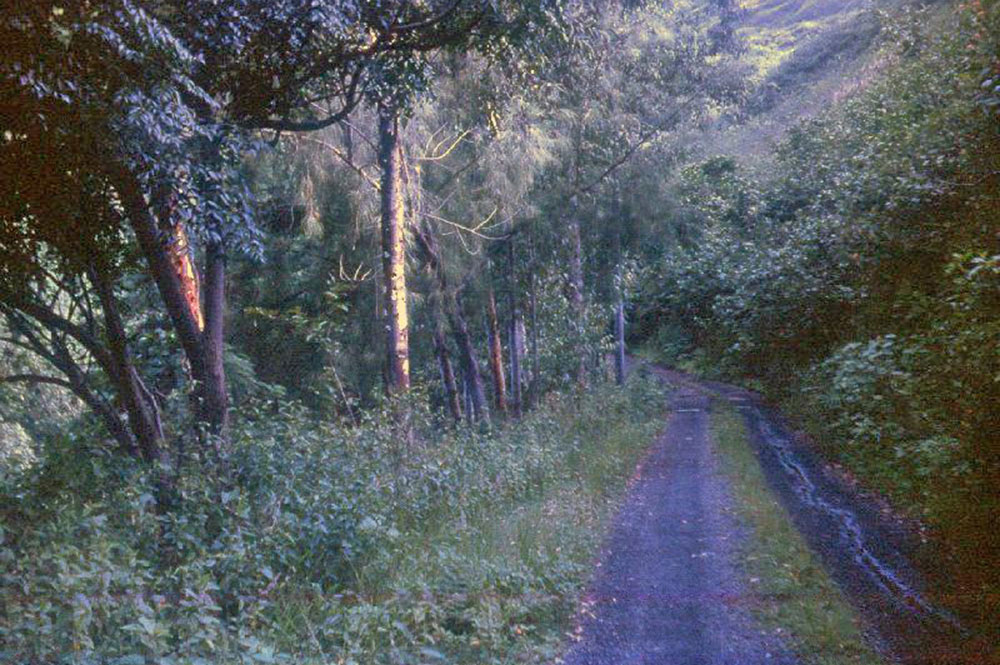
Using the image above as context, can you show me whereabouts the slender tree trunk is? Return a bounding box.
[201,244,229,440]
[448,294,488,422]
[7,310,138,456]
[378,103,410,396]
[615,299,626,386]
[506,241,522,416]
[566,209,587,389]
[341,120,354,165]
[462,372,470,424]
[612,199,627,386]
[527,250,540,409]
[413,218,487,421]
[89,266,164,461]
[434,325,462,423]
[509,312,523,416]
[486,288,507,415]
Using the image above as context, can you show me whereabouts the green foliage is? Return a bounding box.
[635,1,1000,641]
[1,377,664,664]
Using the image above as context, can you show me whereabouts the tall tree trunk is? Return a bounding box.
[434,325,462,423]
[111,163,229,449]
[615,299,626,386]
[200,243,229,440]
[413,218,487,422]
[566,208,587,389]
[378,103,410,396]
[448,294,488,422]
[462,371,472,425]
[486,288,507,415]
[509,311,523,416]
[506,240,522,416]
[613,217,627,387]
[527,244,540,409]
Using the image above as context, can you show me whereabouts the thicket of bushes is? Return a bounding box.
[0,377,663,664]
[635,0,999,633]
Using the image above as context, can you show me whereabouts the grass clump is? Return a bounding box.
[710,404,882,665]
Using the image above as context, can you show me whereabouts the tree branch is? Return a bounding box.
[0,374,74,389]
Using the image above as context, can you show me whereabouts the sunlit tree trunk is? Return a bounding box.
[486,288,507,415]
[112,164,230,449]
[378,103,410,396]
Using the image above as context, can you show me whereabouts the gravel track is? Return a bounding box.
[561,377,796,665]
[561,363,980,665]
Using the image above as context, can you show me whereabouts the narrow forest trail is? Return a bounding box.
[560,374,798,665]
[561,363,976,665]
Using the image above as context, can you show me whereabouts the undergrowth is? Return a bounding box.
[0,375,664,664]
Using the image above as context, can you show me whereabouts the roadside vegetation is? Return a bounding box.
[634,0,1000,645]
[2,0,997,661]
[710,405,882,665]
[0,376,663,664]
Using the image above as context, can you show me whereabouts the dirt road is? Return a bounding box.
[561,365,974,665]
[561,380,797,665]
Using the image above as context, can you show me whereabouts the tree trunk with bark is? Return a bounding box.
[527,242,541,409]
[89,266,164,462]
[378,103,411,396]
[110,163,230,448]
[413,217,488,422]
[433,324,462,423]
[486,288,507,415]
[566,207,587,389]
[615,299,626,386]
[506,241,523,416]
[449,294,488,422]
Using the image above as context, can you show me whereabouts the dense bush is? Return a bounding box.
[0,376,663,664]
[638,1,999,507]
[634,0,999,636]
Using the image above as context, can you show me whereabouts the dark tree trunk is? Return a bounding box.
[613,221,626,387]
[89,266,164,461]
[434,325,462,423]
[509,313,523,416]
[506,241,522,416]
[527,246,540,409]
[378,103,411,396]
[615,299,626,386]
[413,217,487,422]
[486,288,507,415]
[110,162,230,450]
[200,244,229,440]
[566,205,587,389]
[448,294,488,422]
[341,120,354,165]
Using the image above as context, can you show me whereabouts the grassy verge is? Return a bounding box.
[710,403,883,665]
[294,376,666,665]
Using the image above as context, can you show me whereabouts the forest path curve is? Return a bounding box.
[560,369,797,665]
